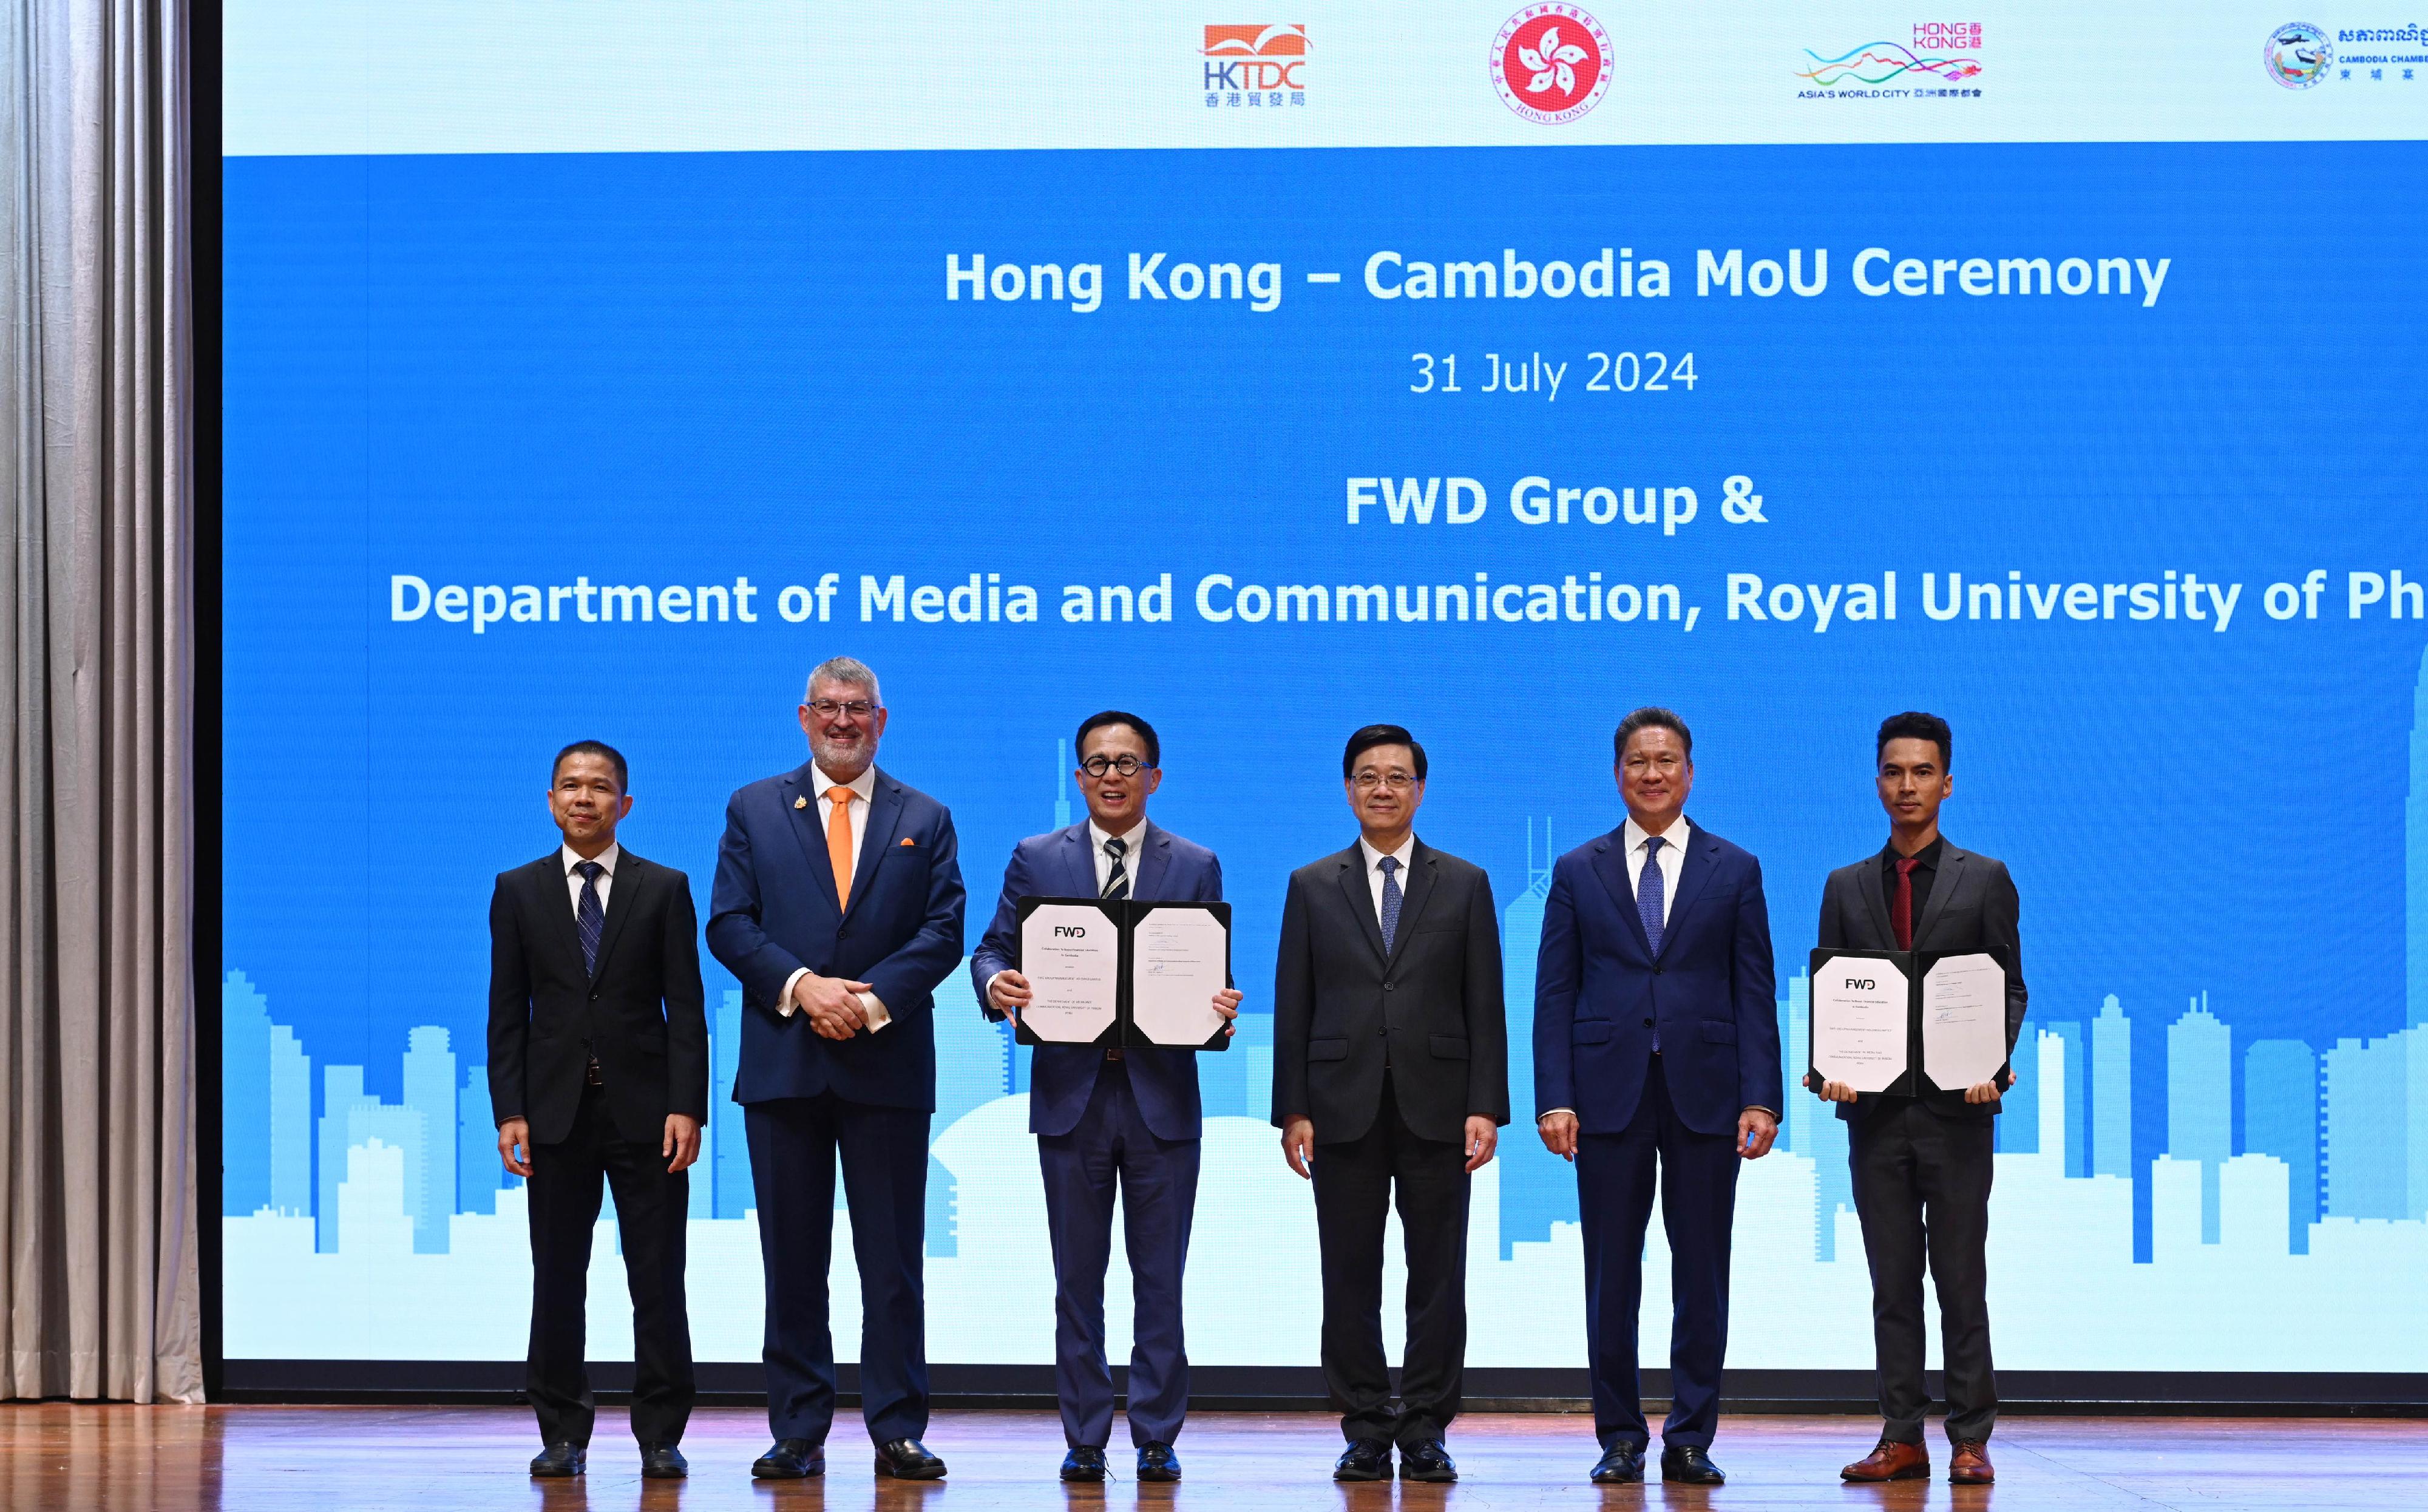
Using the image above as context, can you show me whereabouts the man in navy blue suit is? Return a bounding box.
[707,656,966,1483]
[970,711,1240,1485]
[1533,707,1781,1487]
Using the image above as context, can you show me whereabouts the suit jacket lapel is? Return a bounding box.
[1655,827,1718,960]
[1058,822,1096,897]
[782,762,844,915]
[533,855,590,978]
[1385,843,1439,966]
[1914,846,1967,950]
[1854,852,1897,949]
[1334,845,1388,964]
[1588,829,1654,961]
[588,853,643,983]
[841,771,907,923]
[1130,821,1169,901]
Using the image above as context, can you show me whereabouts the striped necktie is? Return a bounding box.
[1101,835,1130,900]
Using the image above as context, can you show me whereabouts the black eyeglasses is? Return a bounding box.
[806,699,879,719]
[1080,754,1152,777]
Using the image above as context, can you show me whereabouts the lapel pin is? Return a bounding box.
[794,796,807,810]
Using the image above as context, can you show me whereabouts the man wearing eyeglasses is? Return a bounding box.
[1272,724,1509,1485]
[707,656,966,1483]
[1533,707,1780,1488]
[969,711,1241,1485]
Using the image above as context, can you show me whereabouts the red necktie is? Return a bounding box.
[1893,857,1921,950]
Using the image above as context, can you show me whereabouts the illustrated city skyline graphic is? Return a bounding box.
[223,657,2428,1368]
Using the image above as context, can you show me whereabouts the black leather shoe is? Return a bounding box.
[1400,1440,1457,1483]
[874,1439,948,1480]
[1060,1446,1108,1483]
[1334,1439,1393,1482]
[640,1443,688,1479]
[751,1439,825,1479]
[529,1442,585,1477]
[1137,1442,1182,1482]
[1591,1442,1646,1483]
[1661,1444,1727,1484]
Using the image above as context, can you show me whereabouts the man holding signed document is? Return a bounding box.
[1810,711,2029,1487]
[972,711,1242,1485]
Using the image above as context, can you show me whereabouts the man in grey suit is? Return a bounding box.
[1812,711,2027,1488]
[1273,724,1508,1486]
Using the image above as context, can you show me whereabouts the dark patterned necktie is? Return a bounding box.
[1378,855,1403,951]
[1639,838,1666,1052]
[1101,836,1130,900]
[575,861,605,973]
[1893,856,1920,951]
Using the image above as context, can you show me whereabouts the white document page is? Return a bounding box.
[1017,903,1118,1043]
[1128,907,1228,1047]
[1810,954,1910,1093]
[1921,952,2008,1091]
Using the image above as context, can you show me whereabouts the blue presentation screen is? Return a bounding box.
[222,5,2428,1371]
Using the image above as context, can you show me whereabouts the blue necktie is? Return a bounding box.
[1102,835,1130,900]
[1638,838,1665,1053]
[575,861,605,974]
[1377,855,1403,952]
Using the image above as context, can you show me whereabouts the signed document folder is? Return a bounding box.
[1013,897,1232,1051]
[1808,947,2010,1096]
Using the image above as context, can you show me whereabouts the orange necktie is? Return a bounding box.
[826,785,856,908]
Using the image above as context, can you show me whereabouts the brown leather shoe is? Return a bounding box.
[1949,1440,1994,1485]
[1841,1438,1931,1482]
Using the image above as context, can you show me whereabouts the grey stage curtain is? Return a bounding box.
[0,0,198,1403]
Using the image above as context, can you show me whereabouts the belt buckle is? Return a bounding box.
[585,1057,606,1086]
[1104,1046,1125,1063]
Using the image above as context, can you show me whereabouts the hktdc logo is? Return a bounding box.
[1490,6,1612,124]
[1204,24,1307,107]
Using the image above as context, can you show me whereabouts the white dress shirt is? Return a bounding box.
[1357,833,1419,924]
[561,842,620,917]
[780,763,890,1029]
[1623,815,1690,927]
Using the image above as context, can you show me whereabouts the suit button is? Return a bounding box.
[1384,982,1395,992]
[1653,965,1664,975]
[1642,1017,1653,1027]
[591,991,601,1001]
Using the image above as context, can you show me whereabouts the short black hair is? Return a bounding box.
[1343,724,1428,781]
[552,739,628,793]
[1613,707,1693,762]
[1075,710,1159,768]
[1876,711,1952,770]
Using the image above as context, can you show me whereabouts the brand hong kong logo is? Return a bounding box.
[2264,22,2331,88]
[1491,6,1612,124]
[1203,24,1307,107]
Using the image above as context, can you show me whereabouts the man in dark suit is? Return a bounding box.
[1273,724,1508,1485]
[489,739,707,1481]
[707,656,966,1482]
[970,711,1241,1485]
[1814,711,2026,1488]
[1533,707,1780,1487]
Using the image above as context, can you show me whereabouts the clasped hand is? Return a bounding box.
[792,972,872,1040]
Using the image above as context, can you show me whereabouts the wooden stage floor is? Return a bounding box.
[3,1406,2421,1511]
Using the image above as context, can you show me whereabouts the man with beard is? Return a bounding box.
[708,656,966,1482]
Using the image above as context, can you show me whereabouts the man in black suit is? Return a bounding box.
[1813,711,2027,1488]
[1273,724,1508,1485]
[489,740,708,1481]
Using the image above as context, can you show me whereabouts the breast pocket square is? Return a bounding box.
[899,836,917,846]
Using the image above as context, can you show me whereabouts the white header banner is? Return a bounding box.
[227,1,2427,155]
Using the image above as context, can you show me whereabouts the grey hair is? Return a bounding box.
[805,655,882,705]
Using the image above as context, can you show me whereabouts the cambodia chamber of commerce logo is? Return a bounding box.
[2264,22,2332,87]
[1203,24,1306,108]
[1490,6,1612,124]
